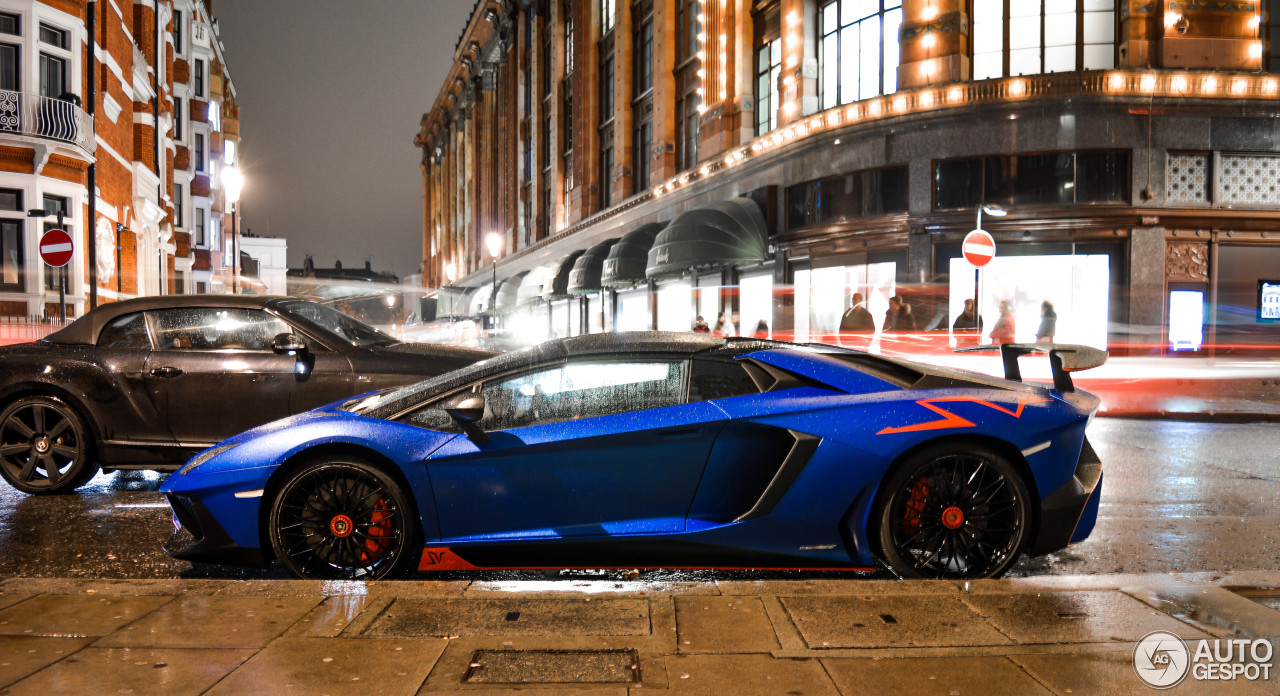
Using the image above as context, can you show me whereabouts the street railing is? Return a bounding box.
[0,315,71,346]
[0,90,96,155]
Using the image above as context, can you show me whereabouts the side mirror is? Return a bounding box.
[445,395,489,444]
[272,333,307,355]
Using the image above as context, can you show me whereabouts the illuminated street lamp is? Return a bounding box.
[222,166,244,293]
[444,261,456,316]
[485,232,502,313]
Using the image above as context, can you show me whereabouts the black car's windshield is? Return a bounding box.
[277,300,400,348]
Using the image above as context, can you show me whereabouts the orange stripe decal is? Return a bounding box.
[417,547,873,572]
[876,396,1050,435]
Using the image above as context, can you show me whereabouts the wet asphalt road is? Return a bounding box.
[0,418,1275,581]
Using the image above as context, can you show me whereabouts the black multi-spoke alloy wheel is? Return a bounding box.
[875,443,1030,579]
[0,395,98,495]
[268,458,420,579]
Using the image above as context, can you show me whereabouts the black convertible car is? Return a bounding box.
[0,296,492,494]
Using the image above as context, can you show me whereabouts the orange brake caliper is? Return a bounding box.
[901,476,931,537]
[360,496,393,562]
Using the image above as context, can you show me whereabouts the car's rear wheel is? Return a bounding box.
[0,395,98,495]
[875,443,1030,579]
[268,457,419,579]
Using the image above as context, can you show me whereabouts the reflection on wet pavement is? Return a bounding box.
[0,418,1274,581]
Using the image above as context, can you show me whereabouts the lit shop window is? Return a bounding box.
[656,279,692,332]
[739,271,774,339]
[616,289,651,331]
[1168,289,1205,352]
[819,0,902,109]
[973,0,1115,81]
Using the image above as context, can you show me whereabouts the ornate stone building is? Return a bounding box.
[417,0,1280,356]
[0,0,242,318]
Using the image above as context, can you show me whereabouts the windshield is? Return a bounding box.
[277,300,400,348]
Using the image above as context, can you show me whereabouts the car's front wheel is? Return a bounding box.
[0,395,98,494]
[267,457,420,579]
[875,443,1031,579]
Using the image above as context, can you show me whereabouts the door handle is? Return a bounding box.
[660,428,701,440]
[149,366,184,378]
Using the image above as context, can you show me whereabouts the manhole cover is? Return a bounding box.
[464,649,640,684]
[1226,586,1280,613]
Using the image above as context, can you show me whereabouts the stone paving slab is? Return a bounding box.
[962,590,1215,644]
[285,595,374,638]
[206,637,445,696]
[0,597,26,614]
[418,637,671,692]
[780,594,1014,649]
[674,596,780,654]
[365,598,652,638]
[0,636,92,689]
[0,578,229,596]
[660,654,841,695]
[94,595,321,648]
[1012,651,1277,696]
[822,655,1053,696]
[0,594,172,637]
[0,647,254,696]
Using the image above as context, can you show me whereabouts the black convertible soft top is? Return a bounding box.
[44,295,288,345]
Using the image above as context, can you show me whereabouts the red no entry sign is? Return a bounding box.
[962,229,996,268]
[39,229,74,267]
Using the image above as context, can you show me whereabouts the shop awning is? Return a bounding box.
[601,222,667,288]
[646,198,768,279]
[543,249,587,300]
[567,238,619,294]
[516,266,554,306]
[494,271,528,312]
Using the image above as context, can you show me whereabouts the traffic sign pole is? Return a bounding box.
[38,213,73,320]
[963,228,997,345]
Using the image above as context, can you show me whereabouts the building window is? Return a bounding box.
[933,151,1130,210]
[787,166,910,229]
[601,0,616,33]
[599,45,614,122]
[0,41,16,91]
[635,12,653,94]
[0,188,22,291]
[818,0,902,109]
[600,141,614,208]
[0,12,18,36]
[175,184,184,227]
[633,119,651,194]
[756,38,781,135]
[675,0,701,171]
[224,139,236,166]
[38,24,66,49]
[174,10,183,54]
[38,24,71,100]
[174,99,183,140]
[1270,0,1280,73]
[972,0,1115,80]
[195,207,206,246]
[194,59,205,97]
[195,133,205,172]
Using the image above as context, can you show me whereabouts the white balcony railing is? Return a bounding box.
[0,90,95,155]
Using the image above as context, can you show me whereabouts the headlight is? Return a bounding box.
[178,443,239,475]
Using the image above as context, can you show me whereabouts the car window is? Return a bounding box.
[276,300,399,347]
[96,312,152,349]
[401,390,472,433]
[687,359,760,402]
[146,307,292,351]
[479,360,686,430]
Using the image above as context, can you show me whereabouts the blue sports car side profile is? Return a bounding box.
[160,332,1105,580]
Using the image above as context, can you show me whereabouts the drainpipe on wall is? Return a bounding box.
[87,0,97,308]
[154,0,162,295]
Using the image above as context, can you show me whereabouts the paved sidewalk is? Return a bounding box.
[0,572,1278,695]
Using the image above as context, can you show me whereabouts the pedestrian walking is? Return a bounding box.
[989,300,1017,345]
[692,315,710,333]
[840,293,875,333]
[1036,301,1057,344]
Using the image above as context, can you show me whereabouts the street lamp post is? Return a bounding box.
[973,204,1006,340]
[222,166,244,294]
[444,261,456,317]
[485,232,502,314]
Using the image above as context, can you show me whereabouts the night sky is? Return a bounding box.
[213,0,475,280]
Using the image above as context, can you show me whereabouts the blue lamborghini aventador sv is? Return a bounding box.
[160,332,1106,580]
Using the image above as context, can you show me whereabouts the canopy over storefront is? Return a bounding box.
[543,249,588,300]
[494,271,528,313]
[567,238,619,295]
[601,222,667,288]
[646,198,768,279]
[516,266,554,306]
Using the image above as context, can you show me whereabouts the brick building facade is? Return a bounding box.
[418,0,1280,356]
[0,0,242,318]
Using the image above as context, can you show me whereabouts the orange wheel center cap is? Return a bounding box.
[329,514,354,538]
[941,506,965,530]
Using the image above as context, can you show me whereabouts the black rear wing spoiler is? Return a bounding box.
[955,343,1107,392]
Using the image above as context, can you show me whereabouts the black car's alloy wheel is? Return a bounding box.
[268,458,420,579]
[0,396,98,495]
[876,444,1030,579]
